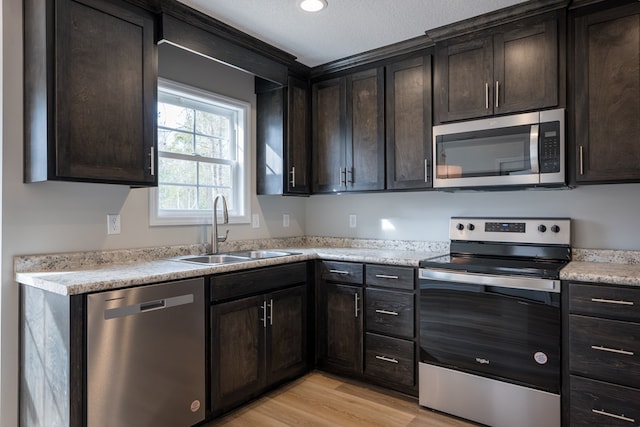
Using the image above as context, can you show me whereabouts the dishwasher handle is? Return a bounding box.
[104,293,194,320]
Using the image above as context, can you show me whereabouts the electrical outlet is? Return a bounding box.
[107,214,121,235]
[283,214,290,228]
[349,214,357,228]
[252,214,260,228]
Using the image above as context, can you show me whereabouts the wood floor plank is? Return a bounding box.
[206,371,478,427]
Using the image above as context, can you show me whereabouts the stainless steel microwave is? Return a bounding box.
[432,109,565,189]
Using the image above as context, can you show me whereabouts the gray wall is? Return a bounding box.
[306,184,640,250]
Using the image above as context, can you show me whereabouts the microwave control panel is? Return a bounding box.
[539,121,561,173]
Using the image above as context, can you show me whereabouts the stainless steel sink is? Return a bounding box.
[229,250,298,259]
[170,250,299,265]
[172,254,250,265]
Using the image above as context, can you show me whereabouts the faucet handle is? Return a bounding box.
[217,229,229,243]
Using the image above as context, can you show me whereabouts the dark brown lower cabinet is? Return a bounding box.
[323,283,364,374]
[210,264,308,416]
[567,281,640,426]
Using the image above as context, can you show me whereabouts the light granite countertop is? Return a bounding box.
[15,246,446,296]
[15,237,640,296]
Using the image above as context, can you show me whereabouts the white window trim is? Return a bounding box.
[150,78,251,226]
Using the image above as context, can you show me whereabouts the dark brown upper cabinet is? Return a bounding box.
[256,76,311,196]
[572,1,640,184]
[312,68,385,193]
[24,0,157,186]
[385,54,433,190]
[435,12,559,123]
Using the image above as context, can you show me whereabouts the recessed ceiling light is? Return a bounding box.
[300,0,328,12]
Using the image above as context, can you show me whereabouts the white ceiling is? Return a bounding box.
[177,0,529,67]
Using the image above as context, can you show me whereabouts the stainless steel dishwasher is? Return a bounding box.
[87,278,205,427]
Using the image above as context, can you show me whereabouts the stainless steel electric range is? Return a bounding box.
[418,217,571,427]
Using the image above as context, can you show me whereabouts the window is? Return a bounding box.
[150,79,250,225]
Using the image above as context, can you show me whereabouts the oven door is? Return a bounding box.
[433,111,541,188]
[419,269,561,393]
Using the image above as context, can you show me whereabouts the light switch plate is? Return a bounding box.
[283,214,290,228]
[349,214,357,228]
[252,214,260,228]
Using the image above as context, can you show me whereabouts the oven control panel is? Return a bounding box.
[450,217,571,245]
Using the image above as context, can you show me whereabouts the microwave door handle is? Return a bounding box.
[530,124,540,173]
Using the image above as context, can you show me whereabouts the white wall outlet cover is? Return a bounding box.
[283,213,290,228]
[107,214,121,235]
[349,214,357,228]
[252,214,260,228]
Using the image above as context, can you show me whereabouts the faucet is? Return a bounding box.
[211,194,229,254]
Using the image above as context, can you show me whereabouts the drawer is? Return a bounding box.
[570,314,640,388]
[211,262,307,301]
[365,333,414,387]
[318,261,363,285]
[365,288,414,338]
[569,283,640,321]
[366,265,414,290]
[570,375,640,427]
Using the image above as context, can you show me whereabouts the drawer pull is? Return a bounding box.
[375,274,399,280]
[592,409,635,423]
[375,309,399,316]
[591,297,634,306]
[375,355,399,364]
[329,269,350,275]
[591,345,634,356]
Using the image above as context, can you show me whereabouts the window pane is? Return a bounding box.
[158,130,194,155]
[158,103,194,131]
[159,185,198,210]
[159,158,197,185]
[195,135,231,159]
[196,110,230,139]
[198,188,233,211]
[199,163,232,187]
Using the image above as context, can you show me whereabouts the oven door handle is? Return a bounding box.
[419,268,560,293]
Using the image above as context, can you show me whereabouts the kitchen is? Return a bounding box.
[3,0,640,426]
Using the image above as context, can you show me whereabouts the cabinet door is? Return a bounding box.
[313,78,346,192]
[324,283,363,374]
[386,55,433,190]
[494,14,558,115]
[211,295,265,413]
[256,81,285,195]
[53,0,156,185]
[286,76,311,194]
[266,285,308,386]
[574,3,640,183]
[346,68,385,191]
[435,36,493,123]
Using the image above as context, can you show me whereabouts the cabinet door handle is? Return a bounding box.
[290,166,296,187]
[375,355,399,364]
[375,309,399,316]
[339,168,347,186]
[592,409,635,423]
[579,146,584,175]
[591,345,634,356]
[495,81,500,109]
[485,82,490,110]
[354,292,360,318]
[591,297,634,306]
[329,269,350,275]
[261,302,267,328]
[375,274,399,280]
[424,159,429,183]
[347,167,354,185]
[149,146,155,176]
[268,299,273,326]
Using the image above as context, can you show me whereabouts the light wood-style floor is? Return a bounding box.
[206,371,478,426]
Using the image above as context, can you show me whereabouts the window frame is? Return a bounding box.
[150,78,251,226]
